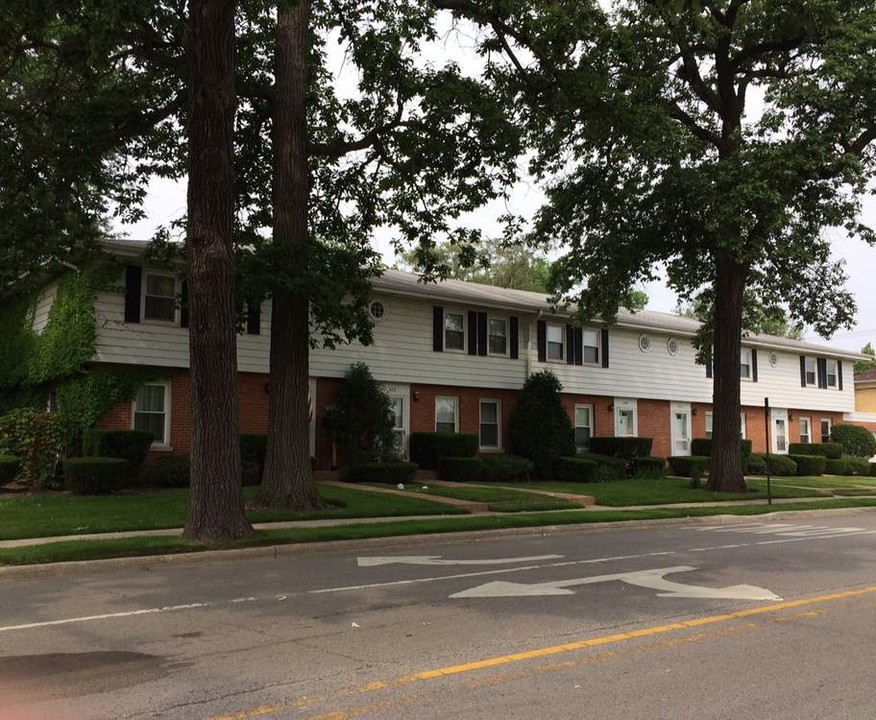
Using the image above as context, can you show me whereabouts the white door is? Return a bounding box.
[771,408,789,454]
[670,402,691,456]
[308,377,317,459]
[381,383,411,459]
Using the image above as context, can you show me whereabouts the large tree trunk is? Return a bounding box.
[705,250,747,493]
[254,0,322,510]
[184,0,253,540]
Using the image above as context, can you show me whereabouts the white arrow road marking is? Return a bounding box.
[357,554,563,567]
[450,565,782,601]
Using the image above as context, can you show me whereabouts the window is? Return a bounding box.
[705,411,713,439]
[582,329,600,364]
[546,323,564,361]
[369,300,386,320]
[826,359,838,388]
[804,356,816,386]
[488,317,508,356]
[479,400,500,449]
[740,349,752,380]
[574,404,593,452]
[820,418,832,442]
[143,272,176,322]
[444,312,465,352]
[799,417,811,444]
[132,383,170,446]
[435,396,458,434]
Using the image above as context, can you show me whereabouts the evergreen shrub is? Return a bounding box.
[787,442,842,459]
[480,454,533,482]
[690,438,753,470]
[577,452,626,481]
[846,456,872,476]
[631,457,666,479]
[438,457,483,482]
[552,457,598,482]
[787,454,826,476]
[589,437,653,459]
[0,455,20,483]
[746,453,767,474]
[82,429,154,470]
[824,458,851,476]
[409,433,479,469]
[63,457,128,494]
[668,456,709,480]
[345,461,419,484]
[766,455,797,476]
[830,425,876,458]
[144,455,191,487]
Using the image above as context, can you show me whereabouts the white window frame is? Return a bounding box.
[582,329,600,365]
[614,398,638,437]
[826,359,838,388]
[435,396,459,434]
[443,310,466,353]
[574,403,594,452]
[740,348,752,380]
[487,315,509,357]
[704,411,713,439]
[804,356,817,387]
[546,322,565,362]
[740,412,747,440]
[141,270,179,324]
[799,416,811,445]
[478,399,502,451]
[820,418,832,442]
[131,381,172,448]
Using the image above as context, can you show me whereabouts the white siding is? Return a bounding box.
[31,282,58,335]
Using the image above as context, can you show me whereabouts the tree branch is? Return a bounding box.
[668,102,721,147]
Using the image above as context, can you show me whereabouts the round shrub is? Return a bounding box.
[552,457,598,482]
[788,454,826,477]
[345,461,419,484]
[439,457,483,482]
[81,429,154,470]
[632,457,666,479]
[63,457,128,494]
[824,458,852,476]
[746,453,767,475]
[0,454,21,483]
[480,454,533,482]
[846,457,872,476]
[830,424,876,458]
[766,455,798,477]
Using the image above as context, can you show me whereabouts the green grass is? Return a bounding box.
[367,482,580,513]
[506,477,820,506]
[5,498,876,566]
[0,484,467,541]
[749,475,876,490]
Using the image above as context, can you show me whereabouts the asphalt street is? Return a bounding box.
[2,509,876,719]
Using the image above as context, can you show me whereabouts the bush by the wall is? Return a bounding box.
[668,456,709,480]
[63,457,128,494]
[690,438,753,471]
[632,457,666,479]
[82,429,154,471]
[846,456,872,476]
[345,461,419,484]
[788,454,826,477]
[409,433,478,469]
[508,370,575,478]
[439,457,483,482]
[144,455,190,487]
[0,408,64,488]
[787,442,843,459]
[830,425,876,458]
[552,457,598,482]
[480,455,533,482]
[578,452,626,481]
[588,437,653,459]
[767,455,798,476]
[870,461,876,477]
[746,453,767,475]
[0,455,20,483]
[240,434,267,466]
[824,458,852,476]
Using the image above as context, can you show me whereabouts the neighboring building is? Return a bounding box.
[20,240,867,466]
[854,368,876,413]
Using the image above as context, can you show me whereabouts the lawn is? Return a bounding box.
[367,483,580,512]
[0,484,467,541]
[749,475,876,490]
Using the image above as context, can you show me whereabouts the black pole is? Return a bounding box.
[764,397,772,506]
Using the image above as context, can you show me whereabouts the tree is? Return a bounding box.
[854,343,876,375]
[675,300,803,340]
[183,0,252,540]
[437,0,875,492]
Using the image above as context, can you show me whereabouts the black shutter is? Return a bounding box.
[817,358,827,388]
[751,348,758,383]
[432,306,443,352]
[706,361,713,379]
[537,320,547,362]
[566,325,575,365]
[838,361,843,391]
[509,316,519,360]
[574,327,584,366]
[477,312,488,356]
[467,311,478,356]
[246,302,260,335]
[124,265,142,323]
[800,356,807,387]
[600,328,609,368]
[179,279,189,328]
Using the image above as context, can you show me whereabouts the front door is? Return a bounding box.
[771,408,789,454]
[381,383,411,459]
[670,402,691,456]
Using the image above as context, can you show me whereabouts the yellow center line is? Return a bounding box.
[203,584,876,720]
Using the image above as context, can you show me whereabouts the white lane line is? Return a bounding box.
[0,596,259,634]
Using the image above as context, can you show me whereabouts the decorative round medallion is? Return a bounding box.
[769,351,778,368]
[638,334,652,353]
[369,300,386,320]
[667,337,680,356]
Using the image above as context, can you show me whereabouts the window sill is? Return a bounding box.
[478,446,503,453]
[148,444,174,453]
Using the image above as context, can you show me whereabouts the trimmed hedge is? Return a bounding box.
[831,424,876,458]
[240,434,267,465]
[480,454,533,483]
[870,461,876,477]
[143,455,190,487]
[81,429,154,471]
[63,457,129,494]
[846,457,872,476]
[577,452,626,481]
[552,457,598,482]
[766,455,798,477]
[824,458,852,476]
[345,461,419,484]
[589,437,653,459]
[787,442,843,460]
[439,457,483,482]
[409,433,478,470]
[689,438,753,471]
[631,457,666,479]
[747,453,767,475]
[788,454,826,477]
[0,454,20,483]
[668,456,709,480]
